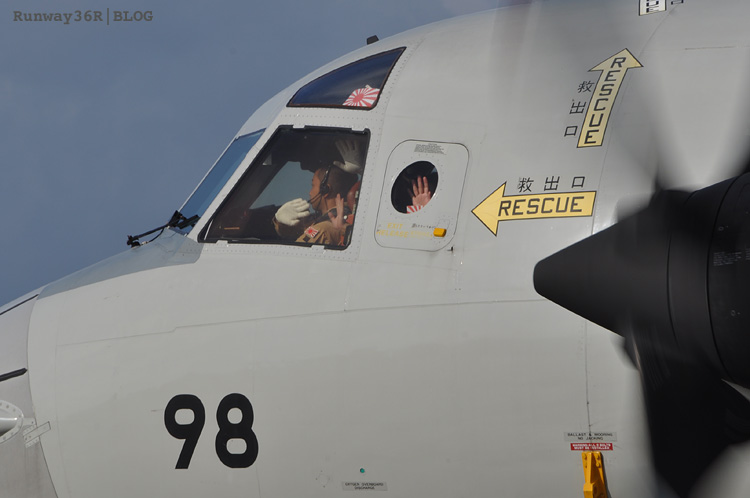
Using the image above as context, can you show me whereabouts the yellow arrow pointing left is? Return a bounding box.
[472,183,597,235]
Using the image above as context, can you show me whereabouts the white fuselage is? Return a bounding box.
[2,1,750,496]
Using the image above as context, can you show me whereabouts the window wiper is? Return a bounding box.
[126,211,199,247]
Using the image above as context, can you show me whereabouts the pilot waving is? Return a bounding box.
[273,140,362,246]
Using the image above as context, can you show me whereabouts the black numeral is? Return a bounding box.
[164,394,205,469]
[165,393,258,469]
[215,393,259,468]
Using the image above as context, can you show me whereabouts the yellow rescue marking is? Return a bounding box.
[582,452,608,498]
[578,49,642,148]
[472,183,596,235]
[376,223,432,239]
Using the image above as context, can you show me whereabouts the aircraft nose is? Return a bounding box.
[0,293,58,497]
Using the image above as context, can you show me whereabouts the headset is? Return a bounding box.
[319,165,333,195]
[308,165,334,213]
[308,165,356,224]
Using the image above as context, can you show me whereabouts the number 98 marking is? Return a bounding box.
[164,393,258,469]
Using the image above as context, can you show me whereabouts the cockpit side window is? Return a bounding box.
[177,130,264,234]
[200,127,369,249]
[288,48,405,109]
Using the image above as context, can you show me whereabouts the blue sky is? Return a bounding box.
[0,0,504,305]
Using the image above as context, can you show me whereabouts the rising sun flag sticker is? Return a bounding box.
[343,86,380,107]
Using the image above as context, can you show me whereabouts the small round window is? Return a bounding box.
[390,161,439,214]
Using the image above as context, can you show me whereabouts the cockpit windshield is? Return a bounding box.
[288,48,405,109]
[200,127,369,249]
[176,129,264,234]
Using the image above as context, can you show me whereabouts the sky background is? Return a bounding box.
[0,0,510,306]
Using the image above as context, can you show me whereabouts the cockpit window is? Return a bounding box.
[288,48,405,109]
[177,130,264,234]
[200,127,369,249]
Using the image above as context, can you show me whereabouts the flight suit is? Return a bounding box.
[273,212,345,246]
[295,219,345,246]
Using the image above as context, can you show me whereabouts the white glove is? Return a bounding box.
[275,198,310,226]
[334,139,364,175]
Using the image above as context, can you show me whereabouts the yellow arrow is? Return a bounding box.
[578,49,642,148]
[472,183,597,235]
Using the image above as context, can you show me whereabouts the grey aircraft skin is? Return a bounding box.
[3,1,750,497]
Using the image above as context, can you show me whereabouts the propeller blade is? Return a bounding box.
[534,174,750,496]
[635,334,750,497]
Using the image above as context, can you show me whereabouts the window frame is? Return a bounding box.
[287,47,406,110]
[176,129,265,234]
[199,125,371,251]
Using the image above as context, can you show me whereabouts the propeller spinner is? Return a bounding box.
[534,174,750,496]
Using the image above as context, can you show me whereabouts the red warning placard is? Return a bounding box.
[570,443,613,451]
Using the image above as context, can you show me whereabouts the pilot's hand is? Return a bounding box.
[328,195,346,230]
[334,139,364,175]
[275,198,310,226]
